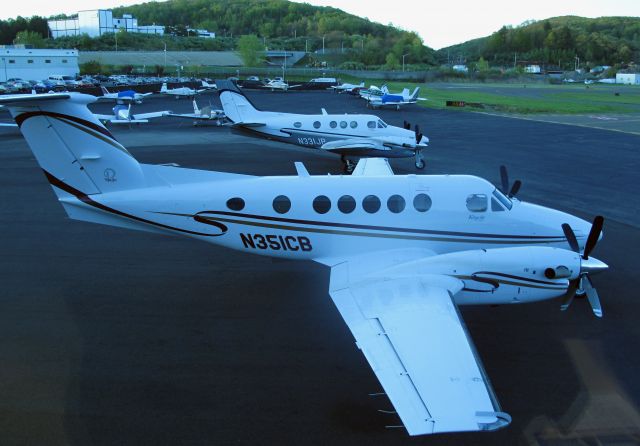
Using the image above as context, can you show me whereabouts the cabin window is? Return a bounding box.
[377,119,387,128]
[466,194,487,212]
[62,59,68,63]
[45,59,51,63]
[367,121,376,129]
[491,198,505,212]
[329,121,337,128]
[27,59,33,64]
[340,121,347,129]
[313,121,321,129]
[226,197,245,211]
[293,122,302,128]
[273,195,291,214]
[338,195,356,213]
[413,193,432,212]
[350,121,358,128]
[313,195,331,214]
[362,195,381,213]
[387,195,405,213]
[8,60,15,63]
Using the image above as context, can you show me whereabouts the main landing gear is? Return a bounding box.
[414,149,425,170]
[341,155,356,174]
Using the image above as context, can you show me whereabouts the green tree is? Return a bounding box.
[80,60,101,75]
[384,53,399,70]
[13,30,44,47]
[237,34,263,67]
[476,56,489,71]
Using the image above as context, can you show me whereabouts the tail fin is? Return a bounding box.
[359,81,364,87]
[160,83,168,93]
[411,87,420,100]
[401,88,410,98]
[216,79,261,123]
[0,93,144,197]
[192,99,200,114]
[101,86,110,95]
[381,85,389,94]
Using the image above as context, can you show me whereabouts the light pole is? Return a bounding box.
[163,42,167,67]
[322,35,325,54]
[114,26,118,52]
[402,53,408,72]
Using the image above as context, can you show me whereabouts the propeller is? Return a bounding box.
[559,216,607,317]
[499,165,522,198]
[414,124,423,144]
[403,120,411,130]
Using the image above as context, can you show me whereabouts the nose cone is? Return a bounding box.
[581,256,608,275]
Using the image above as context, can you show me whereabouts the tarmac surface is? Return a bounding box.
[1,90,639,445]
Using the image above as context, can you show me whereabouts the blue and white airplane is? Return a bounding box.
[2,92,607,437]
[98,86,152,104]
[365,86,427,110]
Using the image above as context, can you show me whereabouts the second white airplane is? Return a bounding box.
[217,80,429,172]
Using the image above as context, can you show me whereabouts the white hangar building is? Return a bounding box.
[48,10,164,39]
[0,47,79,82]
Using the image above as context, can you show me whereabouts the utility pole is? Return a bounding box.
[163,42,167,67]
[514,52,517,69]
[322,35,325,54]
[305,39,308,53]
[402,53,409,72]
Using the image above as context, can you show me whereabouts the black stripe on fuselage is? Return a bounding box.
[194,210,567,241]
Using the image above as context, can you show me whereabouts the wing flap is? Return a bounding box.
[329,270,510,435]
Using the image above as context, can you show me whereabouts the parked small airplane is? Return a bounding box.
[166,99,226,126]
[365,87,427,110]
[262,77,293,91]
[94,103,170,124]
[98,86,152,104]
[217,80,429,171]
[201,80,217,90]
[2,91,607,437]
[330,81,365,94]
[159,82,208,98]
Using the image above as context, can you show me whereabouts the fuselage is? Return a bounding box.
[238,112,421,157]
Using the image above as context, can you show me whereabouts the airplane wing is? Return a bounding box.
[166,112,199,119]
[131,110,171,120]
[230,122,266,128]
[93,113,114,121]
[351,158,394,176]
[325,262,510,435]
[321,138,390,152]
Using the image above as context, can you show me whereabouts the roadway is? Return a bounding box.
[0,90,638,445]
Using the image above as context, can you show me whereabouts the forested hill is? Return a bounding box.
[110,0,436,65]
[437,16,640,67]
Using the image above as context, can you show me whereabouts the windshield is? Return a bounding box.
[493,188,513,210]
[377,119,387,128]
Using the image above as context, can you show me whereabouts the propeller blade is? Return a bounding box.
[499,165,509,194]
[583,275,603,317]
[403,120,410,130]
[508,180,521,198]
[414,124,420,135]
[583,215,604,259]
[416,133,423,144]
[561,223,580,253]
[560,278,580,311]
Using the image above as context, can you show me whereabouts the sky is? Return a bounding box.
[1,0,639,49]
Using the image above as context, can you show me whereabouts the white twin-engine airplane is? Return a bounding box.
[94,103,171,125]
[166,99,226,126]
[218,80,429,172]
[159,82,209,98]
[3,92,608,437]
[97,86,152,104]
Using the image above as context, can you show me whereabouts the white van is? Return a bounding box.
[48,75,78,87]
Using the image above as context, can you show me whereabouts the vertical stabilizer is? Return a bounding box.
[216,79,261,123]
[1,93,145,196]
[411,87,420,100]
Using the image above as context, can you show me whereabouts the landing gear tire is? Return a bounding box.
[415,159,425,169]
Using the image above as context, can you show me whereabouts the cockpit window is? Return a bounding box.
[492,188,513,210]
[377,119,387,128]
[466,194,487,212]
[491,198,505,212]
